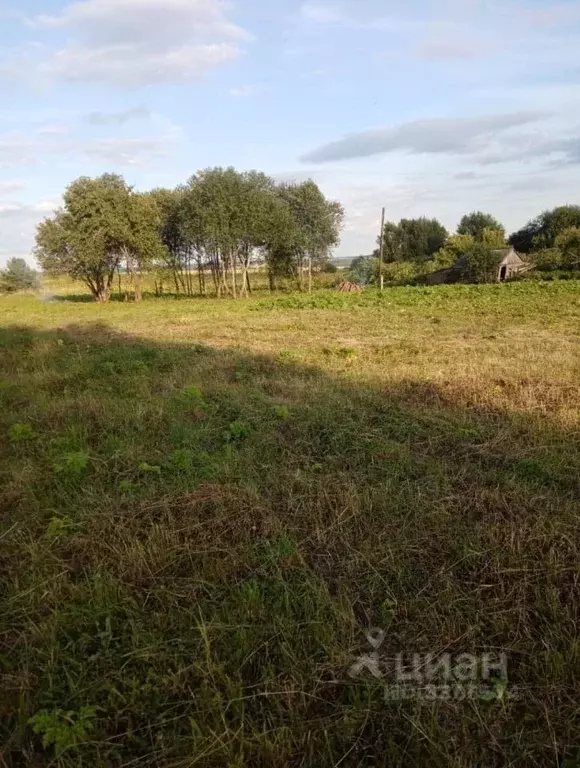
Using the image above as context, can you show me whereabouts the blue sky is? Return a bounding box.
[1,0,579,265]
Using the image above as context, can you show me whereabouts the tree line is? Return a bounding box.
[349,207,580,285]
[35,170,344,302]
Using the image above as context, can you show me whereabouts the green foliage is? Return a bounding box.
[458,211,505,241]
[138,462,162,474]
[348,255,376,285]
[166,448,195,472]
[183,385,203,399]
[510,205,580,253]
[380,260,419,284]
[54,450,90,475]
[533,248,564,271]
[35,174,163,302]
[481,227,507,249]
[273,405,290,420]
[225,420,251,442]
[45,515,76,540]
[28,706,97,756]
[555,227,580,269]
[377,217,448,263]
[462,244,503,283]
[8,422,35,442]
[0,257,39,293]
[433,233,475,267]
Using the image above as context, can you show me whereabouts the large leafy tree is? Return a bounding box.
[433,233,475,267]
[555,227,580,269]
[0,258,39,293]
[509,206,580,253]
[458,211,505,241]
[376,218,447,263]
[35,174,161,302]
[277,180,344,290]
[462,244,503,283]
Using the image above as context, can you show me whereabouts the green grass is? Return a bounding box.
[1,280,580,766]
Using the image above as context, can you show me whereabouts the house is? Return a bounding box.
[426,247,531,285]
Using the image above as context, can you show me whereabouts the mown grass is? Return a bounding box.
[1,280,580,766]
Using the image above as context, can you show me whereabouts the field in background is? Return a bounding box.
[1,281,580,766]
[41,270,343,302]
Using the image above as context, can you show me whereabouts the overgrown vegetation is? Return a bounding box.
[1,281,579,766]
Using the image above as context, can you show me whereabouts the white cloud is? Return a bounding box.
[33,0,251,88]
[0,130,175,169]
[301,112,549,163]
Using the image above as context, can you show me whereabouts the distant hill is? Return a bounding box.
[331,256,357,269]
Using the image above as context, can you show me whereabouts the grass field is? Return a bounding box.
[1,279,580,766]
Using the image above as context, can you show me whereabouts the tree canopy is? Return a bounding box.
[35,174,162,302]
[36,169,343,301]
[376,217,448,263]
[457,211,505,241]
[509,206,580,253]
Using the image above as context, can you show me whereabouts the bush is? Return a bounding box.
[319,262,338,274]
[347,256,376,286]
[380,261,419,284]
[0,258,39,293]
[533,249,564,271]
[462,244,503,284]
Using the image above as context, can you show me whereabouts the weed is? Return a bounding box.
[28,706,97,756]
[8,422,35,442]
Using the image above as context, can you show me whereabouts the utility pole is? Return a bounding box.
[378,206,386,292]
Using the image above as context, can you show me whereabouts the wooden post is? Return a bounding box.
[379,206,385,292]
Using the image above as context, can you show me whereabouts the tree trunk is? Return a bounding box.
[231,252,238,298]
[134,269,142,302]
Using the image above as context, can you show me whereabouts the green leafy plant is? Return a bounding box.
[138,462,162,474]
[183,385,203,399]
[167,448,195,472]
[54,451,90,475]
[45,515,76,540]
[9,423,36,442]
[273,405,290,420]
[28,706,97,756]
[224,420,251,442]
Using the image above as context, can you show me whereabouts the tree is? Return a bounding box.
[482,227,507,249]
[509,206,580,253]
[462,244,503,283]
[376,218,447,263]
[273,181,344,291]
[458,212,505,241]
[434,233,475,267]
[555,227,580,269]
[35,174,146,302]
[0,258,39,293]
[348,256,376,286]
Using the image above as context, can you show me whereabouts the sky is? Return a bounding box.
[0,0,579,265]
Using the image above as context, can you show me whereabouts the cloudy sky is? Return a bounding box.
[1,0,579,265]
